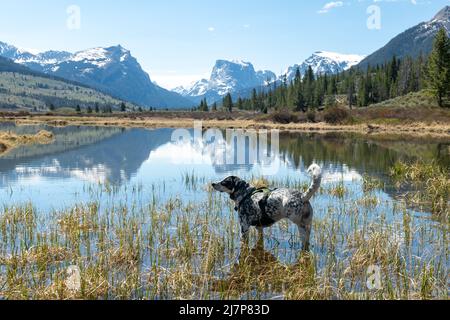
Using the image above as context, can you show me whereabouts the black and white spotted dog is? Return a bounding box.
[212,164,322,250]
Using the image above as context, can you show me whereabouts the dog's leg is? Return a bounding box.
[240,220,250,246]
[238,223,251,263]
[256,227,264,250]
[297,224,311,251]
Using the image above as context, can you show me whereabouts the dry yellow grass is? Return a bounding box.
[0,130,54,155]
[6,115,450,138]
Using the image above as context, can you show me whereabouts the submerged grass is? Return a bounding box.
[0,168,448,300]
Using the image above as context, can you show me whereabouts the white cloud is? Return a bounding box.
[208,27,215,32]
[318,1,344,14]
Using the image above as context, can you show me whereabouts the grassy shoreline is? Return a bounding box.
[1,112,450,138]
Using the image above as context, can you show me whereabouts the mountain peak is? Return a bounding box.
[432,6,450,22]
[214,59,252,68]
[178,59,275,104]
[106,44,130,54]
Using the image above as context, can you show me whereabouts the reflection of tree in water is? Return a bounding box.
[278,132,450,174]
[277,132,450,213]
[211,131,449,177]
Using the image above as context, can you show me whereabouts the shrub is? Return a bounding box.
[323,107,350,124]
[306,110,316,123]
[270,111,299,124]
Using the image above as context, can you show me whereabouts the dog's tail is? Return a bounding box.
[302,164,322,202]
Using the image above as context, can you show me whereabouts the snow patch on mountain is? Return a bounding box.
[284,51,366,82]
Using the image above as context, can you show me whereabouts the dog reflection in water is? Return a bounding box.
[209,236,314,297]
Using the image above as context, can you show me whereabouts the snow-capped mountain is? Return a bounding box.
[283,51,365,82]
[175,60,276,104]
[0,41,193,109]
[359,6,450,69]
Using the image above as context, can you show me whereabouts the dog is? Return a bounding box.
[212,164,322,250]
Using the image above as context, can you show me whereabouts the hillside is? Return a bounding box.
[0,57,137,111]
[359,6,450,69]
[367,90,440,109]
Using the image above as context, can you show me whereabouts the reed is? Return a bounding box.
[390,161,449,218]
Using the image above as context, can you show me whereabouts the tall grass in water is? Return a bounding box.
[390,161,449,219]
[0,172,447,300]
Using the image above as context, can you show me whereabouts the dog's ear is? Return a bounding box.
[231,176,242,185]
[234,179,249,192]
[222,176,240,189]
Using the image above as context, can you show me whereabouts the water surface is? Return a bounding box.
[0,123,448,215]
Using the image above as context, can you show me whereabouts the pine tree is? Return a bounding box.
[347,78,355,109]
[294,67,302,85]
[426,28,450,107]
[95,103,100,113]
[237,97,244,110]
[223,93,233,113]
[251,89,258,111]
[200,98,209,112]
[294,89,305,112]
[120,102,127,112]
[76,105,81,113]
[87,106,93,114]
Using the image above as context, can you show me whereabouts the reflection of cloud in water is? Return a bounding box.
[14,159,110,184]
[148,141,215,165]
[322,164,363,184]
[70,165,110,184]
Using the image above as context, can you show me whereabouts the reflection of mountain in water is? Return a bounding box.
[0,127,174,186]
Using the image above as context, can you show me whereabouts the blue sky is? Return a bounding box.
[0,0,448,89]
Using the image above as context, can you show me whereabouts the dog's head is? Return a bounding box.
[307,163,322,178]
[212,176,249,196]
